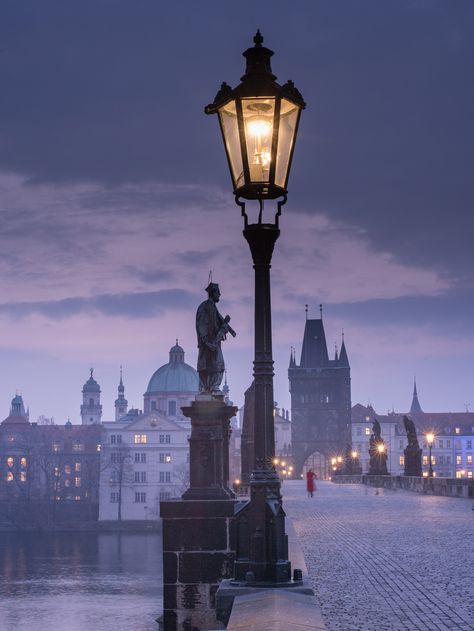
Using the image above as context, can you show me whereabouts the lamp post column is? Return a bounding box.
[428,443,433,478]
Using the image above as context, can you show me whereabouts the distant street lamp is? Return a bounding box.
[426,432,435,478]
[206,30,305,584]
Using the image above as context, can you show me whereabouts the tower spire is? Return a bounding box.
[409,377,423,414]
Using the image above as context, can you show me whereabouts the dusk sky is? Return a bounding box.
[0,1,473,423]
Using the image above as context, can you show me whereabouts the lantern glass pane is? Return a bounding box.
[241,97,275,183]
[218,100,244,190]
[275,99,300,189]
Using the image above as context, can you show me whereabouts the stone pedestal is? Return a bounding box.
[404,446,422,477]
[160,499,238,630]
[181,396,237,500]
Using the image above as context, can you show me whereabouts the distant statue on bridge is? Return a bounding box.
[403,415,422,477]
[196,282,236,394]
[368,418,389,476]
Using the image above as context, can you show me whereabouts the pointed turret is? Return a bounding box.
[115,366,128,421]
[300,317,329,368]
[409,378,423,414]
[334,343,339,362]
[339,336,349,367]
[289,347,296,368]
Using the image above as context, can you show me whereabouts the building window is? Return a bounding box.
[6,471,14,482]
[356,427,362,436]
[455,427,460,434]
[75,477,81,487]
[399,456,404,466]
[110,492,118,503]
[456,471,462,479]
[7,457,14,468]
[141,453,146,463]
[467,455,473,465]
[134,453,140,463]
[54,466,60,477]
[467,440,472,449]
[75,463,81,472]
[438,440,443,448]
[65,465,71,475]
[134,434,147,444]
[168,401,177,416]
[468,471,473,479]
[438,455,445,465]
[53,443,60,452]
[423,455,428,465]
[446,440,451,448]
[446,456,452,465]
[456,455,462,465]
[399,440,404,449]
[20,457,27,468]
[20,471,27,482]
[134,471,147,483]
[72,443,84,452]
[111,435,116,444]
[151,401,157,410]
[159,491,171,501]
[65,480,71,487]
[111,452,118,464]
[365,427,371,436]
[135,492,146,503]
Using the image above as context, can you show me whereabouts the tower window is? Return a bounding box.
[151,401,157,410]
[89,398,94,407]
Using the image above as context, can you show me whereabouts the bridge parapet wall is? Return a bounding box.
[333,474,474,498]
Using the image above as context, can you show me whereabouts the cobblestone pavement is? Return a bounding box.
[283,480,474,631]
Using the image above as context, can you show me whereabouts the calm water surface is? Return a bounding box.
[0,532,163,631]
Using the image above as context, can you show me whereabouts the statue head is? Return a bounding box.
[205,282,221,302]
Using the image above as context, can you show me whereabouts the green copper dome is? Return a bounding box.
[146,343,198,394]
[83,369,101,393]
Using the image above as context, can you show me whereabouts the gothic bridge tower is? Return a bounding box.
[289,307,351,476]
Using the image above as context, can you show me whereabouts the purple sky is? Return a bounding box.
[0,1,473,422]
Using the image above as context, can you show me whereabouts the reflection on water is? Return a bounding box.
[0,532,163,631]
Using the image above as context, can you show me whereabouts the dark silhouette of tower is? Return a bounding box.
[289,307,351,475]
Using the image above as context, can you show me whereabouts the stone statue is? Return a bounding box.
[403,415,422,476]
[196,282,236,394]
[368,418,388,475]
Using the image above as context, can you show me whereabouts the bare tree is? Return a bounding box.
[102,442,133,521]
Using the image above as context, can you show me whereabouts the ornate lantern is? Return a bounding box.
[205,30,305,203]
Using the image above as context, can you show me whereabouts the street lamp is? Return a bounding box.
[206,31,305,584]
[426,432,435,478]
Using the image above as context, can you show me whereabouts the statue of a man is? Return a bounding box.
[196,282,236,394]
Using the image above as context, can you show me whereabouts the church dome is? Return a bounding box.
[146,343,198,394]
[83,369,100,393]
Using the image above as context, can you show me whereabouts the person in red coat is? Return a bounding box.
[306,469,317,498]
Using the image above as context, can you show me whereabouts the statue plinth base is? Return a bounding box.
[181,397,237,501]
[404,446,422,477]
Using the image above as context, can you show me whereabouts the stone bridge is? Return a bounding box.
[283,479,473,631]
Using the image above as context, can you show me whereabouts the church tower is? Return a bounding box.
[289,307,351,475]
[80,369,103,425]
[114,367,128,421]
[409,378,423,414]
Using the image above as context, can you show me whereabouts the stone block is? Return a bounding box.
[179,551,234,583]
[163,551,177,583]
[163,517,227,551]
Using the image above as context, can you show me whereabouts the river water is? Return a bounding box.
[0,532,163,631]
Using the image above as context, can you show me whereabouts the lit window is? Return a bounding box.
[53,443,60,452]
[456,455,462,465]
[456,471,462,479]
[20,457,27,468]
[365,427,370,436]
[134,434,147,444]
[72,443,84,452]
[75,463,81,472]
[165,454,171,463]
[75,496,81,501]
[468,471,473,479]
[75,477,81,487]
[431,456,436,465]
[65,465,71,475]
[467,455,473,465]
[97,444,101,452]
[399,456,404,466]
[6,471,14,482]
[20,471,27,482]
[54,466,60,477]
[423,455,428,465]
[455,427,460,434]
[7,457,14,468]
